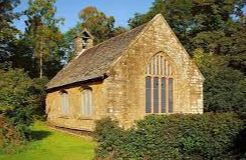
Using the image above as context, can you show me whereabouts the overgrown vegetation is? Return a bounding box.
[0,69,47,151]
[95,114,245,159]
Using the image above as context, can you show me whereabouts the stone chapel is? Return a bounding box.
[46,14,204,131]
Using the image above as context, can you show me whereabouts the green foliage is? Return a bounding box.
[94,118,125,159]
[64,6,127,60]
[0,69,46,139]
[0,115,24,153]
[31,77,49,118]
[62,23,81,61]
[0,0,20,69]
[193,49,246,115]
[128,0,245,54]
[24,0,65,78]
[128,0,246,117]
[0,0,66,78]
[79,6,127,44]
[227,20,246,74]
[79,6,116,44]
[95,114,244,159]
[128,0,246,115]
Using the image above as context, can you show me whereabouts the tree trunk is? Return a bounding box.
[39,50,43,78]
[39,36,43,78]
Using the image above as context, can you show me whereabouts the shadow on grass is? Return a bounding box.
[31,130,52,141]
[232,118,246,159]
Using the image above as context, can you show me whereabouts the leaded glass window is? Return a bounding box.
[145,53,174,113]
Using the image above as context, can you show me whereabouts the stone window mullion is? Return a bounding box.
[145,53,174,114]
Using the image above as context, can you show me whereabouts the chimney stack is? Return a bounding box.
[74,29,94,57]
[74,34,83,55]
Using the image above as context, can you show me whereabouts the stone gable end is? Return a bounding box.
[104,14,204,128]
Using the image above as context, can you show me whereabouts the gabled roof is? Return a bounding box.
[47,14,204,90]
[46,23,147,90]
[81,28,94,39]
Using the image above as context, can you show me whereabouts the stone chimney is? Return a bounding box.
[74,34,83,55]
[74,29,94,56]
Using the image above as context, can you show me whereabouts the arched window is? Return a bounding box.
[145,53,174,113]
[60,91,69,115]
[81,89,93,116]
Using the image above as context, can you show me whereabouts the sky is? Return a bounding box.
[15,0,155,33]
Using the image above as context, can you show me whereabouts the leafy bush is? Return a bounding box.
[95,113,244,160]
[0,115,23,153]
[0,69,47,139]
[94,118,126,159]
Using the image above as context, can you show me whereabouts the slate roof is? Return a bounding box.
[46,24,147,90]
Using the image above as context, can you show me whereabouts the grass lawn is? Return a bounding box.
[0,121,96,160]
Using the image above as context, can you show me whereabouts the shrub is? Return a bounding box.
[0,69,47,139]
[94,117,126,159]
[95,113,244,160]
[0,115,23,153]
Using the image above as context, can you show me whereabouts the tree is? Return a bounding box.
[25,0,65,78]
[0,0,20,69]
[113,26,128,37]
[64,6,127,61]
[128,0,246,54]
[0,69,47,138]
[62,23,81,61]
[79,6,115,44]
[227,16,246,74]
[193,49,246,115]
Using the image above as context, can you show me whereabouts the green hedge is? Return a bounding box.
[95,113,244,160]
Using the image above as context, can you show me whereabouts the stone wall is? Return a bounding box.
[46,81,108,131]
